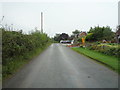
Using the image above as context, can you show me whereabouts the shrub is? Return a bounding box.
[2,29,51,65]
[86,43,119,58]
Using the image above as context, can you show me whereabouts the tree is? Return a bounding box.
[87,26,115,41]
[54,34,60,41]
[72,29,80,35]
[54,33,69,42]
[86,33,94,42]
[71,30,81,44]
[59,33,69,40]
[102,26,115,40]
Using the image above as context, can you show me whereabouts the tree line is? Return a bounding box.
[54,26,117,43]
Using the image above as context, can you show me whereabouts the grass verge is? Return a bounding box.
[72,47,119,73]
[3,43,51,80]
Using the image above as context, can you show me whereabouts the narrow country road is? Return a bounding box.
[3,43,118,88]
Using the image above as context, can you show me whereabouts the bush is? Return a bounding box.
[86,43,119,58]
[2,29,51,64]
[2,29,51,78]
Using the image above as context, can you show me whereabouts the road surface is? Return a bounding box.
[3,43,118,88]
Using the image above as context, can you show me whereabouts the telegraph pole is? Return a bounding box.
[118,1,120,25]
[41,12,43,33]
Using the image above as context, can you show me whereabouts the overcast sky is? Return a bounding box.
[0,0,119,37]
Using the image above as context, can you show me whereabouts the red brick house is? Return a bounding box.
[78,32,87,38]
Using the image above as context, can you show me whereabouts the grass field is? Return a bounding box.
[72,47,119,73]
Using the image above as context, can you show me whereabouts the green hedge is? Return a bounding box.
[2,29,51,78]
[2,30,50,62]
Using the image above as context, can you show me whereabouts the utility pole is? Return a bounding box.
[41,12,43,33]
[118,1,120,25]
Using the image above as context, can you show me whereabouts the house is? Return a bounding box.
[78,32,87,38]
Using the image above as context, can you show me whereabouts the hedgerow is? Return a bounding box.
[2,28,51,78]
